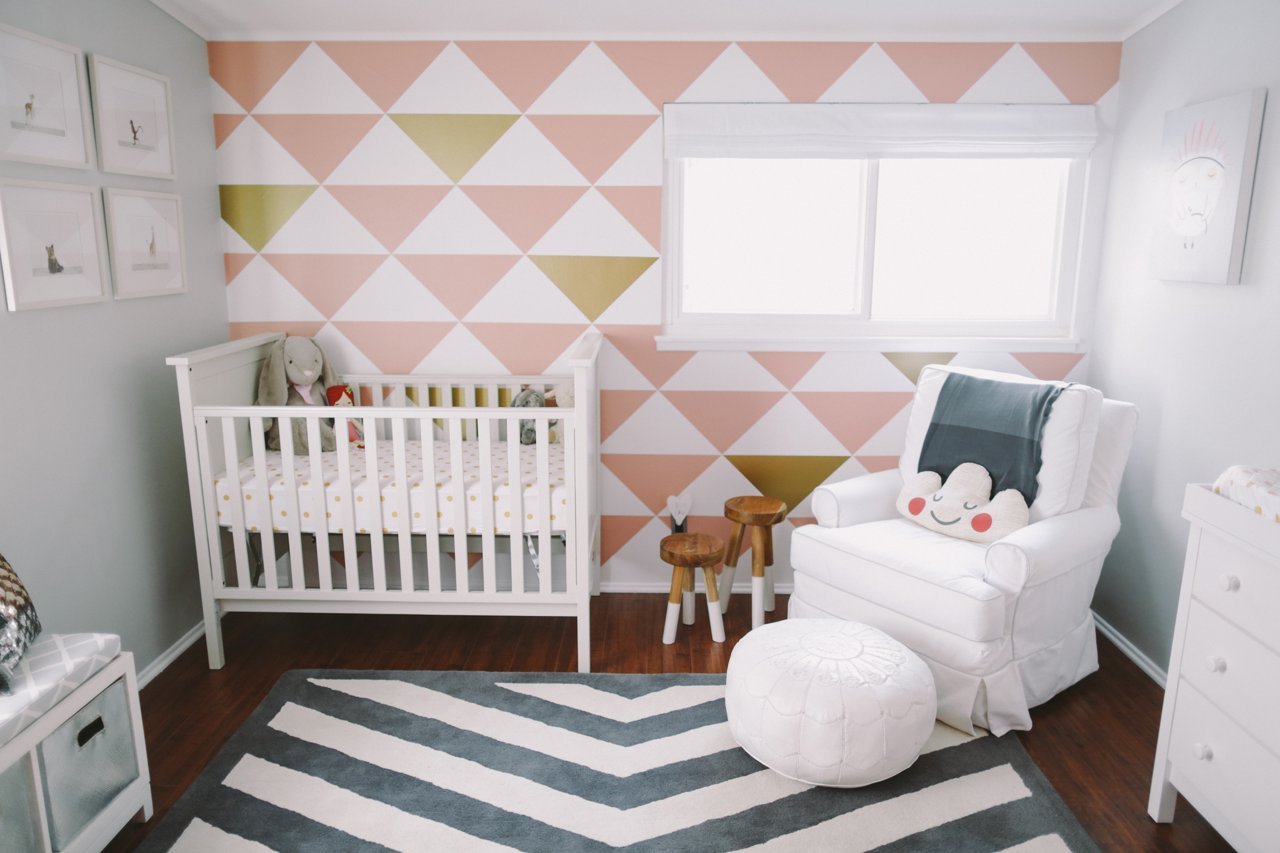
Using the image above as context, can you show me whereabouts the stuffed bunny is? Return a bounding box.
[257,336,339,454]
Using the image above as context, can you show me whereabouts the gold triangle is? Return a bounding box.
[389,114,519,182]
[884,352,956,385]
[725,455,848,515]
[530,256,656,322]
[219,185,316,252]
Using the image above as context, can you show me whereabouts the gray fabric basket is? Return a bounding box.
[0,756,42,853]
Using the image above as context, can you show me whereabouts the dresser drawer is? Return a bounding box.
[1169,681,1280,851]
[1192,530,1280,653]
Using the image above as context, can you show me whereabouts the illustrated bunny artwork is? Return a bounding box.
[256,336,339,454]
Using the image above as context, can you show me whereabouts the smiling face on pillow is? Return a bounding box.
[896,461,1030,543]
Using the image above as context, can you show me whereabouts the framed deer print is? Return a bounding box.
[0,180,109,311]
[104,188,186,299]
[89,55,175,178]
[0,23,95,169]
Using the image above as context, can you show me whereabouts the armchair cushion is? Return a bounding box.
[897,462,1030,543]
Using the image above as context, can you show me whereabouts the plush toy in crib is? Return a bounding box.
[896,461,1029,543]
[256,336,339,454]
[326,384,365,447]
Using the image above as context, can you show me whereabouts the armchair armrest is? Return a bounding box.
[984,506,1121,595]
[812,469,903,528]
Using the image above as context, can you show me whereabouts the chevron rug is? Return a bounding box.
[139,671,1096,852]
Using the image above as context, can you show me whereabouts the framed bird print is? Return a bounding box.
[89,54,176,179]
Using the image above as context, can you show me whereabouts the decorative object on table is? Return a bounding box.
[1212,464,1280,521]
[88,55,176,178]
[0,551,40,694]
[326,383,365,447]
[0,179,109,311]
[716,494,787,629]
[134,670,1097,852]
[665,493,690,534]
[256,336,338,453]
[103,188,186,299]
[0,23,94,169]
[659,532,725,644]
[726,619,937,787]
[896,461,1030,543]
[1150,88,1266,284]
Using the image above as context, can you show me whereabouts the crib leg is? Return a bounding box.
[203,603,225,670]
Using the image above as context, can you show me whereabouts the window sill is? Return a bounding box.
[654,333,1085,353]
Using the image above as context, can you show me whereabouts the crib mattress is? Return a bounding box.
[214,440,569,536]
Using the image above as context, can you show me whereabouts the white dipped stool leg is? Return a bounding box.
[764,574,776,612]
[752,576,765,629]
[719,522,745,614]
[682,566,695,625]
[703,566,725,643]
[663,566,684,644]
[718,565,736,614]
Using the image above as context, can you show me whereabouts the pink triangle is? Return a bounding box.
[208,42,308,112]
[468,323,588,374]
[224,253,255,285]
[213,114,246,148]
[738,42,872,102]
[601,515,653,564]
[229,321,325,340]
[1021,43,1122,104]
[528,116,658,184]
[318,41,448,111]
[597,187,661,251]
[855,455,900,474]
[332,321,453,373]
[794,391,915,453]
[255,115,380,182]
[598,42,730,107]
[663,391,786,452]
[263,254,385,317]
[1011,352,1086,382]
[457,41,588,111]
[601,454,718,514]
[788,516,817,529]
[397,254,520,319]
[462,186,587,252]
[601,390,654,442]
[447,550,485,570]
[879,43,1014,103]
[749,352,823,389]
[328,186,451,252]
[596,324,695,389]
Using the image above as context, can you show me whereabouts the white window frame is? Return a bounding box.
[660,102,1101,352]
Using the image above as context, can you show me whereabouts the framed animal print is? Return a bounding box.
[104,188,186,299]
[0,179,109,311]
[89,54,176,179]
[0,23,95,169]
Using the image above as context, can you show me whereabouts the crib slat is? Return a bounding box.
[249,417,278,590]
[391,417,413,591]
[448,417,468,594]
[277,418,305,591]
[536,419,551,596]
[422,418,442,594]
[306,418,332,592]
[220,419,251,588]
[195,417,228,593]
[413,384,429,441]
[462,385,476,441]
[507,416,525,596]
[477,418,497,593]
[364,416,386,593]
[335,416,359,591]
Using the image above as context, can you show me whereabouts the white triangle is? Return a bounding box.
[216,117,314,184]
[413,324,507,374]
[526,43,658,116]
[601,465,652,515]
[261,188,385,254]
[391,43,518,114]
[225,255,325,322]
[255,43,381,114]
[794,352,917,392]
[460,117,587,186]
[682,457,758,518]
[221,222,255,254]
[329,257,453,322]
[598,339,654,391]
[853,402,914,456]
[726,394,845,455]
[326,116,451,185]
[594,260,662,325]
[595,120,663,187]
[949,352,1027,374]
[314,322,380,374]
[662,352,785,391]
[530,189,653,256]
[677,44,787,103]
[601,394,717,454]
[820,44,927,103]
[210,80,245,114]
[396,188,520,254]
[600,518,666,586]
[464,257,586,323]
[1095,84,1120,129]
[958,45,1069,104]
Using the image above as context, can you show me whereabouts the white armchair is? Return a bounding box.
[789,365,1138,735]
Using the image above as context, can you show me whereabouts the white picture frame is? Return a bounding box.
[89,54,176,179]
[104,187,186,299]
[1150,88,1267,284]
[0,23,94,169]
[0,179,109,311]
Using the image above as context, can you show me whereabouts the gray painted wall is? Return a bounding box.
[0,0,223,670]
[1090,0,1280,671]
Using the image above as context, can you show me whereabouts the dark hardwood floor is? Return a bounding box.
[107,594,1228,851]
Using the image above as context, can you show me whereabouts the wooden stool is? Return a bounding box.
[717,496,788,629]
[660,533,726,645]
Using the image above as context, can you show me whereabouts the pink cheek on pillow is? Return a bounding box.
[971,513,993,533]
[908,497,926,516]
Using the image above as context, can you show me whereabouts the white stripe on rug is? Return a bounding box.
[738,764,1033,852]
[310,677,737,776]
[224,753,516,852]
[1001,834,1072,852]
[495,682,726,722]
[169,818,273,852]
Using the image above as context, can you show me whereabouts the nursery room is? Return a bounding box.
[0,0,1276,850]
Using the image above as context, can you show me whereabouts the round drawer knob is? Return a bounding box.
[1192,742,1213,761]
[1206,656,1228,674]
[1220,574,1241,592]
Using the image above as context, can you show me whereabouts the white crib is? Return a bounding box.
[168,332,601,672]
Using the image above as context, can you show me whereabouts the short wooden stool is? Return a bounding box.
[660,533,726,644]
[717,496,788,629]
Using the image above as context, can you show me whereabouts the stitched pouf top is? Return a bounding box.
[725,618,937,787]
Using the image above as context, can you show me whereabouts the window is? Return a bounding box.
[661,103,1098,350]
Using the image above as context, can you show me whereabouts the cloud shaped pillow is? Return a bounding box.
[896,462,1029,543]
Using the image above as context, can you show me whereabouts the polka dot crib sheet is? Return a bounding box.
[1213,465,1280,522]
[214,440,569,536]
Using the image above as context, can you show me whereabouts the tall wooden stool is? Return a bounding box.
[717,496,787,629]
[660,533,726,644]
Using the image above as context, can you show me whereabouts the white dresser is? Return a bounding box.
[1149,484,1280,852]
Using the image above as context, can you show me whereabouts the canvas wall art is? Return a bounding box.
[0,180,109,311]
[0,24,94,169]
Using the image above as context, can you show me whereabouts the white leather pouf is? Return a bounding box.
[726,618,937,787]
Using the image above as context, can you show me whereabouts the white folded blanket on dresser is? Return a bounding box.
[1213,465,1280,522]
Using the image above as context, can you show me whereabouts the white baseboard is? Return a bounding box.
[138,622,204,689]
[599,581,795,595]
[1093,610,1167,687]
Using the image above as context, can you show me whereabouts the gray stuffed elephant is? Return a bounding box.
[257,336,339,454]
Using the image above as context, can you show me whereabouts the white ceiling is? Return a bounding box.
[150,0,1184,42]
